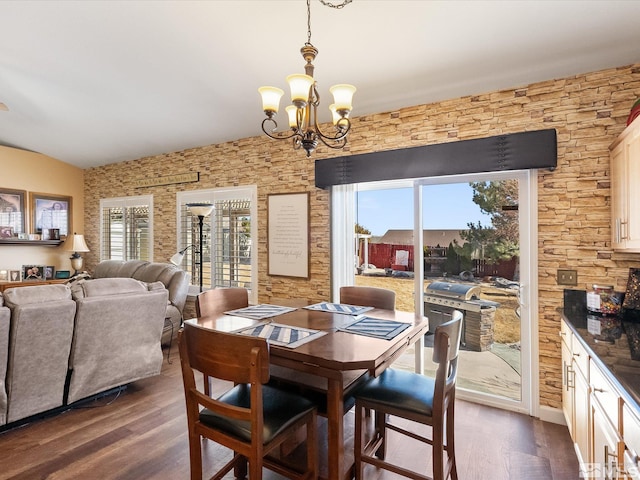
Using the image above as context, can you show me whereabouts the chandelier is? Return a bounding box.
[258,0,355,157]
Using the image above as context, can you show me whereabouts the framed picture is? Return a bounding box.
[0,270,7,281]
[54,270,70,279]
[22,265,45,281]
[45,266,55,280]
[29,192,71,237]
[9,270,21,281]
[0,226,14,238]
[0,188,26,234]
[267,192,310,279]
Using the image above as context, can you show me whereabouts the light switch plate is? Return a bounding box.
[558,269,578,286]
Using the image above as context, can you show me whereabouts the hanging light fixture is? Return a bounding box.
[258,0,355,157]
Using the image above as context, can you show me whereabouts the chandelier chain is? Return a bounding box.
[319,0,353,8]
[307,0,354,45]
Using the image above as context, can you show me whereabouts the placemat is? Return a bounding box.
[225,304,297,320]
[339,317,411,340]
[233,322,326,348]
[305,302,373,316]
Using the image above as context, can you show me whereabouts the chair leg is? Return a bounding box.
[203,373,210,396]
[306,414,318,479]
[447,403,458,480]
[189,433,203,480]
[234,455,248,480]
[374,411,387,459]
[354,404,365,480]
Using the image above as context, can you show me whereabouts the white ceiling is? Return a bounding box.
[1,0,639,169]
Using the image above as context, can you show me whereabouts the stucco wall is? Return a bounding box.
[84,63,640,409]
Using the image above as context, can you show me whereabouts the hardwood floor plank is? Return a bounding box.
[0,351,579,480]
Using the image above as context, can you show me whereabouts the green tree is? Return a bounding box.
[461,179,519,263]
[355,223,371,235]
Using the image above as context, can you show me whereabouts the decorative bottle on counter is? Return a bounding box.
[586,284,622,315]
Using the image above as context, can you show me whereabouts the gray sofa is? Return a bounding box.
[0,278,169,427]
[92,260,189,345]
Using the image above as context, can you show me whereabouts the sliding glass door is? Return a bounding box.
[332,170,537,415]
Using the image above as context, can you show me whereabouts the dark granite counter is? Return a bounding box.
[561,306,640,412]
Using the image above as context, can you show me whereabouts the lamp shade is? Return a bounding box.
[258,86,284,114]
[69,234,90,252]
[329,84,356,112]
[170,252,185,266]
[186,203,214,217]
[286,105,298,128]
[287,74,314,104]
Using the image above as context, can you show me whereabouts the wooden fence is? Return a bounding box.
[359,242,518,280]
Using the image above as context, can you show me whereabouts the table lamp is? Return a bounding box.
[69,233,90,276]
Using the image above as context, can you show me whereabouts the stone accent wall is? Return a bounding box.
[84,63,640,410]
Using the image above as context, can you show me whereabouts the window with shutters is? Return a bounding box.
[176,187,257,303]
[100,195,153,261]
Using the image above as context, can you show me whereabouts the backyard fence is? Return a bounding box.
[360,242,518,280]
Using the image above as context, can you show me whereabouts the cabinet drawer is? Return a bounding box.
[590,358,620,429]
[572,336,589,379]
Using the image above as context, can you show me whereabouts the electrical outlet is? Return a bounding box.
[558,269,578,286]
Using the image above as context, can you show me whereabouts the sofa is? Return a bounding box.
[92,260,189,345]
[0,278,169,427]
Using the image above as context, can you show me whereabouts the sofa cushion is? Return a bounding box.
[71,278,150,300]
[3,284,72,307]
[93,260,148,279]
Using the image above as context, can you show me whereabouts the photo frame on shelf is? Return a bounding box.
[54,270,70,279]
[267,192,310,279]
[0,188,26,235]
[9,270,21,281]
[0,270,7,281]
[0,226,14,238]
[45,266,55,280]
[29,192,71,238]
[22,265,45,281]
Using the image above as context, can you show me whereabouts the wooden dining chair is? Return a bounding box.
[195,287,249,317]
[339,286,396,310]
[178,322,318,480]
[353,311,463,480]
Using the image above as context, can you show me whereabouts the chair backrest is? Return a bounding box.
[178,323,270,444]
[180,322,269,385]
[339,286,396,310]
[195,287,249,317]
[432,310,463,414]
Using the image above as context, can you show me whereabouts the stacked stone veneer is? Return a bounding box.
[464,308,495,352]
[83,63,640,410]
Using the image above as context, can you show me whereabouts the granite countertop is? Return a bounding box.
[561,306,640,412]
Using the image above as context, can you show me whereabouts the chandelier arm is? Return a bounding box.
[261,117,299,141]
[318,0,353,9]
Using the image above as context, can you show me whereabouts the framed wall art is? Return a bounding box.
[29,192,71,237]
[267,192,310,279]
[22,265,45,281]
[9,270,21,281]
[0,188,26,235]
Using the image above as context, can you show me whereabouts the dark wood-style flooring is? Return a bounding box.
[0,350,579,479]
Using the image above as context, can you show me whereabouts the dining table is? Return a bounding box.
[186,303,429,480]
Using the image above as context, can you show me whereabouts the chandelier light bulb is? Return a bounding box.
[329,84,356,113]
[286,74,314,107]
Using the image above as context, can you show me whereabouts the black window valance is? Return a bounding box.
[315,129,557,189]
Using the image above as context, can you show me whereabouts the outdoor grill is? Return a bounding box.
[424,281,499,351]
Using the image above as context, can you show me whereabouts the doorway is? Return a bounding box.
[334,170,537,415]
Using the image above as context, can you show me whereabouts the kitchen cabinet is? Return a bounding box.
[560,320,589,467]
[610,116,640,252]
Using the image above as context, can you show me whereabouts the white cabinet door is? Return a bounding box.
[611,117,640,251]
[562,335,575,438]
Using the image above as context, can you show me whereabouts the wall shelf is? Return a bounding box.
[0,239,64,247]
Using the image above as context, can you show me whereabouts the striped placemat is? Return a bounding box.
[225,304,297,320]
[233,322,326,348]
[304,302,373,316]
[339,317,411,340]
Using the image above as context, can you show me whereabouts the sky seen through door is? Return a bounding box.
[357,184,492,236]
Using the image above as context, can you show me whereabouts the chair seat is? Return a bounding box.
[200,383,316,444]
[355,368,435,417]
